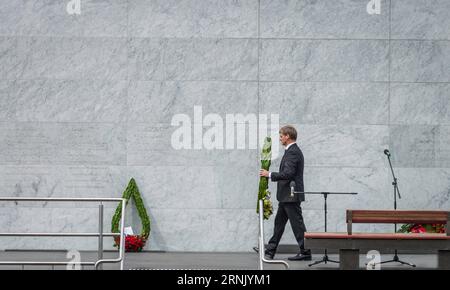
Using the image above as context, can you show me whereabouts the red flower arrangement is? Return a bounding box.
[398,223,445,234]
[114,235,146,252]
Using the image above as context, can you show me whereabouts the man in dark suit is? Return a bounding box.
[259,125,311,261]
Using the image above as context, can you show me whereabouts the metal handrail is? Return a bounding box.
[0,197,124,202]
[0,233,120,237]
[258,199,289,269]
[0,197,126,270]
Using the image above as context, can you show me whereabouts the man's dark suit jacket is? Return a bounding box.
[270,143,305,203]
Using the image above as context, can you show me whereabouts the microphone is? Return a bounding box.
[384,149,390,157]
[290,181,295,197]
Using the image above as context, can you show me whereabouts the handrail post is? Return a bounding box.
[258,199,264,270]
[119,199,126,270]
[98,202,104,270]
[258,199,289,270]
[94,198,127,270]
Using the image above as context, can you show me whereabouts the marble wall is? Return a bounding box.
[0,0,449,252]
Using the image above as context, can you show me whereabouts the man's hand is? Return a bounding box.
[259,169,269,178]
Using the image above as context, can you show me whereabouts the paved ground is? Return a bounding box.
[0,251,438,270]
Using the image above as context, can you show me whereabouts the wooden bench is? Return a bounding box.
[305,210,450,269]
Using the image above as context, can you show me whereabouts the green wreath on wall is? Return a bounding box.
[111,178,150,250]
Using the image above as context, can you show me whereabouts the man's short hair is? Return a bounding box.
[279,125,297,141]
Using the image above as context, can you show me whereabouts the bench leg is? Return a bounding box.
[438,250,450,270]
[339,249,359,270]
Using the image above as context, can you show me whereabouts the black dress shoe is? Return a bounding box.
[265,251,275,260]
[301,249,311,255]
[252,247,275,259]
[288,251,312,261]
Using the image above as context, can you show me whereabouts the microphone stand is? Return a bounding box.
[373,152,416,268]
[295,191,358,267]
